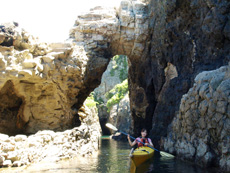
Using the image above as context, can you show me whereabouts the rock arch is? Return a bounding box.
[70,0,230,144]
[0,3,229,162]
[70,1,152,134]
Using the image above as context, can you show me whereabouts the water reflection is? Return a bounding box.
[96,139,130,172]
[136,152,219,173]
[1,138,216,173]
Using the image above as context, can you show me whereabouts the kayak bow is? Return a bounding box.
[130,146,154,167]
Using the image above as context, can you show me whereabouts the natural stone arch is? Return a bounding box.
[70,1,149,56]
[70,0,152,133]
[68,0,230,171]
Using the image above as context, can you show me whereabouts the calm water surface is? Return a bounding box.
[2,138,218,173]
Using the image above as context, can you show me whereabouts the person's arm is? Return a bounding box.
[145,138,154,147]
[127,135,137,147]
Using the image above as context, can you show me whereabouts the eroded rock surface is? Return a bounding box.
[69,0,151,131]
[69,0,230,171]
[108,94,131,135]
[164,65,230,171]
[0,0,230,171]
[70,0,230,140]
[0,23,105,135]
[0,104,101,168]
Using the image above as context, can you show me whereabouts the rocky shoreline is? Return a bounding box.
[0,122,100,168]
[164,64,230,172]
[1,0,230,171]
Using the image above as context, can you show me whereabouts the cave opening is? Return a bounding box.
[0,80,23,136]
[84,55,130,136]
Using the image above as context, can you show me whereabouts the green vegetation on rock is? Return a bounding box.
[110,55,128,82]
[87,55,129,113]
[85,92,98,109]
[106,79,128,111]
[94,95,104,105]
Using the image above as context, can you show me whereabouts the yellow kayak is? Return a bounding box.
[130,146,154,167]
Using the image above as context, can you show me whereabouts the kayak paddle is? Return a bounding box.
[106,123,174,158]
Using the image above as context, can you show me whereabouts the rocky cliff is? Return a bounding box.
[108,93,131,135]
[0,0,230,171]
[0,23,101,167]
[164,65,230,171]
[69,0,230,171]
[69,1,152,132]
[0,105,101,167]
[94,55,128,103]
[70,0,229,135]
[0,23,104,135]
[147,0,230,143]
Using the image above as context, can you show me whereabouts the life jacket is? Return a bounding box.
[136,137,150,147]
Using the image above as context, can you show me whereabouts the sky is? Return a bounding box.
[1,0,120,43]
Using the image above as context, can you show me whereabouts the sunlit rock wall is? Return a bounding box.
[70,0,230,140]
[164,65,230,171]
[0,105,101,167]
[1,0,229,169]
[108,94,131,135]
[69,0,151,131]
[0,23,104,134]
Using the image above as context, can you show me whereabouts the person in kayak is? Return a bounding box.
[127,128,154,148]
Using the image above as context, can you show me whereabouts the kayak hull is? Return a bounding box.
[130,146,154,167]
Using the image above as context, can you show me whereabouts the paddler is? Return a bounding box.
[127,128,154,148]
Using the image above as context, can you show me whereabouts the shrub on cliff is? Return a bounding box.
[106,79,128,112]
[85,92,98,109]
[110,55,128,82]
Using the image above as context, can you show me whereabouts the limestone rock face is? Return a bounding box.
[69,0,151,132]
[69,2,149,57]
[108,94,131,135]
[69,1,230,171]
[93,55,129,134]
[0,110,101,167]
[146,0,230,143]
[94,55,128,103]
[0,0,229,170]
[70,0,230,144]
[164,65,230,171]
[0,23,104,135]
